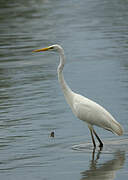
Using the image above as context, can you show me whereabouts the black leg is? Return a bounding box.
[88,125,96,148]
[93,129,103,148]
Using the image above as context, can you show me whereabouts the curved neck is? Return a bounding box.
[57,51,74,107]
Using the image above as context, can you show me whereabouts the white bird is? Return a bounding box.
[33,44,123,149]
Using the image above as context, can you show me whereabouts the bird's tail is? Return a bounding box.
[111,120,123,136]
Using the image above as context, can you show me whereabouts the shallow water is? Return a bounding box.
[0,0,128,179]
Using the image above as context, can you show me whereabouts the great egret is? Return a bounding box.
[33,44,123,149]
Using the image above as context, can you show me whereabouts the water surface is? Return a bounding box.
[0,0,128,179]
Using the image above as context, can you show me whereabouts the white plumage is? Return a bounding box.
[72,93,123,136]
[33,44,123,149]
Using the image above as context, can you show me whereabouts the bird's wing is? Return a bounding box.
[72,93,123,135]
[73,93,100,125]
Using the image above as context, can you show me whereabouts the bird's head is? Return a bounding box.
[33,44,63,53]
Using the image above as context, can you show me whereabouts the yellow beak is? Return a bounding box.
[33,46,50,52]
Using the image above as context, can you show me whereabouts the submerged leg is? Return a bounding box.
[88,125,96,148]
[93,129,103,148]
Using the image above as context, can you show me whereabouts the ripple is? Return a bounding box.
[72,137,128,154]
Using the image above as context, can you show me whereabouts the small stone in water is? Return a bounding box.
[50,131,54,137]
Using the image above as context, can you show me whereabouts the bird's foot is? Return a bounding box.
[99,143,103,150]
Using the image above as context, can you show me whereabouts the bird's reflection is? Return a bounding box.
[91,148,102,162]
[81,149,125,180]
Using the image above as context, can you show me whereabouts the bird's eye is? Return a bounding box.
[49,46,54,50]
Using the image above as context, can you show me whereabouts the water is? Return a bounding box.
[0,0,128,179]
